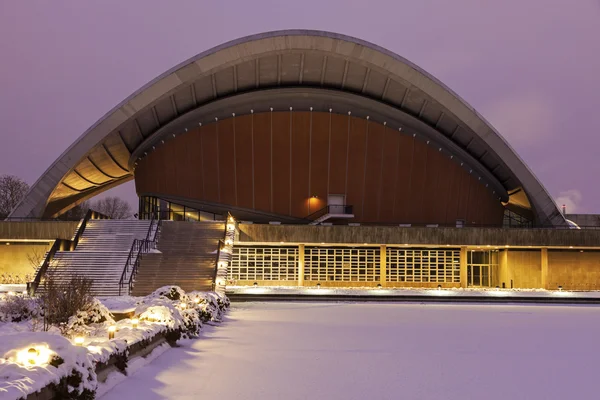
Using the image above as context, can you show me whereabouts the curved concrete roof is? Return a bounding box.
[9,30,565,226]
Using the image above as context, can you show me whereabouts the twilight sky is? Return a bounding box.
[1,0,599,213]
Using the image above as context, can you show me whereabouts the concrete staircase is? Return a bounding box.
[131,221,224,296]
[45,220,153,296]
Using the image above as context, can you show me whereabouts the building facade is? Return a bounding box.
[6,30,600,291]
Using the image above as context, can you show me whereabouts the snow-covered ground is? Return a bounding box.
[228,285,600,298]
[100,302,600,400]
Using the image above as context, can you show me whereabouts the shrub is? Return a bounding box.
[0,294,41,322]
[64,299,115,337]
[38,274,94,333]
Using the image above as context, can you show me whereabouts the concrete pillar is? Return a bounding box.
[298,244,305,287]
[499,249,508,288]
[541,247,548,290]
[380,245,387,287]
[460,247,468,288]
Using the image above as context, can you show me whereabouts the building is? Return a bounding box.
[5,30,600,293]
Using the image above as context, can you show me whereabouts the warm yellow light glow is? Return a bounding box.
[194,298,200,304]
[180,302,187,310]
[226,223,235,231]
[132,318,139,328]
[74,337,85,346]
[16,346,52,367]
[108,326,116,333]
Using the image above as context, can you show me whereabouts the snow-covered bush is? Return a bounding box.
[64,298,115,337]
[0,294,41,323]
[190,291,230,322]
[39,274,94,332]
[0,332,97,399]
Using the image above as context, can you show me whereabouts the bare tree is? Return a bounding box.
[0,175,29,219]
[56,200,90,221]
[92,196,132,219]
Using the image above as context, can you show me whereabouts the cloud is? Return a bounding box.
[481,92,555,149]
[555,189,582,214]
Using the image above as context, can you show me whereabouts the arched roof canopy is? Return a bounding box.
[9,30,565,226]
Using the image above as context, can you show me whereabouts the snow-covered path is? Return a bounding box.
[100,302,600,400]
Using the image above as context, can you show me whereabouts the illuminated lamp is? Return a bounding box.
[194,298,200,304]
[179,302,187,310]
[74,337,85,346]
[108,325,116,339]
[132,318,139,329]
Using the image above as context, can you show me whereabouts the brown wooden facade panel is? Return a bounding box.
[253,113,271,212]
[393,133,414,222]
[218,118,236,206]
[200,124,219,203]
[291,112,311,217]
[328,114,348,195]
[379,127,400,219]
[362,121,385,222]
[271,112,291,216]
[235,115,254,210]
[309,113,330,214]
[345,117,368,221]
[135,111,504,225]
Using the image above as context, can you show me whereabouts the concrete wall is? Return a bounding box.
[0,221,79,240]
[0,242,53,282]
[238,224,600,247]
[503,250,542,289]
[566,214,600,228]
[548,250,600,290]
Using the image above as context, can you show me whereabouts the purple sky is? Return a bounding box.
[1,0,599,214]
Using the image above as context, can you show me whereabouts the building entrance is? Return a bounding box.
[467,250,498,287]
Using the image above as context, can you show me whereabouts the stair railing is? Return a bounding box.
[28,208,108,295]
[118,217,162,295]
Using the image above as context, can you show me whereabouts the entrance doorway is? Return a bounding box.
[327,194,345,214]
[467,250,498,287]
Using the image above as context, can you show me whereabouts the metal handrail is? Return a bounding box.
[28,209,107,294]
[118,217,162,295]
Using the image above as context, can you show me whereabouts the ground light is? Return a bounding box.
[179,302,187,310]
[132,318,139,329]
[108,326,116,340]
[194,298,200,304]
[74,337,85,346]
[17,346,52,367]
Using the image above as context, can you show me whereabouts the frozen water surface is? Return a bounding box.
[100,302,600,400]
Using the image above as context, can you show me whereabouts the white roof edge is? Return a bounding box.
[9,30,565,225]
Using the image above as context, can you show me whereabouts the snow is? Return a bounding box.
[0,288,228,399]
[0,332,96,400]
[100,302,600,400]
[227,285,600,298]
[97,296,138,314]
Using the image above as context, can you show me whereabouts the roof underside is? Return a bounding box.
[9,30,565,226]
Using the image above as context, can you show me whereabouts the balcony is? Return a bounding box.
[307,205,354,225]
